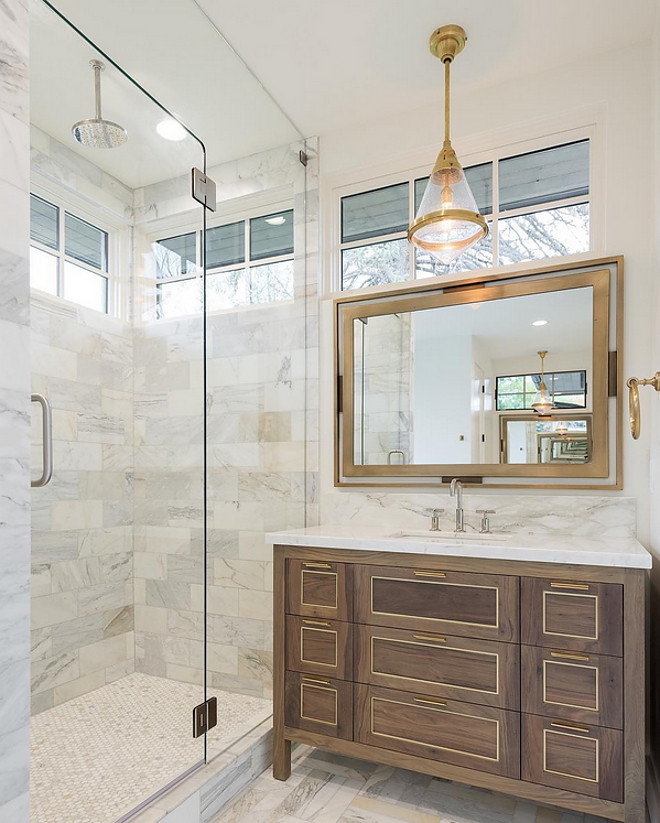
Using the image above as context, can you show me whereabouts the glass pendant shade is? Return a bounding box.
[409,141,488,264]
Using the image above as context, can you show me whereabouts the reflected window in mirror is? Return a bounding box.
[337,138,590,291]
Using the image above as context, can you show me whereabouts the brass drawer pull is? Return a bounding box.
[550,721,591,733]
[302,619,332,627]
[413,570,447,578]
[303,562,332,569]
[414,696,448,707]
[550,651,590,661]
[549,582,590,591]
[413,633,447,643]
[301,675,331,685]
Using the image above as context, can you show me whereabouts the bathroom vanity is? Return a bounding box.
[268,527,651,823]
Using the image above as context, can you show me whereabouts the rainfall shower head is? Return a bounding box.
[72,60,128,149]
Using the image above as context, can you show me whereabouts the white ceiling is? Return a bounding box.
[31,0,656,187]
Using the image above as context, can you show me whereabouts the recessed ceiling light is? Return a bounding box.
[265,214,286,226]
[532,319,548,326]
[156,119,187,142]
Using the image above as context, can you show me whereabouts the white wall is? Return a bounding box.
[0,1,30,819]
[319,43,655,544]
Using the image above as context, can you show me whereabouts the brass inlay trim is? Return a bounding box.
[543,728,599,784]
[543,660,599,712]
[301,676,331,685]
[370,635,500,696]
[303,562,332,569]
[301,569,338,609]
[370,696,500,762]
[550,651,590,661]
[414,571,447,579]
[302,619,332,627]
[550,582,590,591]
[300,626,338,669]
[370,575,500,630]
[550,720,591,733]
[542,591,599,641]
[300,682,338,727]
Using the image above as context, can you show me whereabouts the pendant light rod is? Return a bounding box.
[444,59,451,143]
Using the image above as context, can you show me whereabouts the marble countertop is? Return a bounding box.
[265,524,652,569]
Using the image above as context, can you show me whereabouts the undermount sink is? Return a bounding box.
[390,530,511,542]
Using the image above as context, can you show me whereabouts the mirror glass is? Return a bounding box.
[352,286,593,466]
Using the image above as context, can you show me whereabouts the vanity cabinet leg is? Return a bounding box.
[273,733,291,781]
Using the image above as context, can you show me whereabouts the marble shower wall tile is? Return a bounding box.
[322,491,637,539]
[0,1,30,819]
[30,298,135,712]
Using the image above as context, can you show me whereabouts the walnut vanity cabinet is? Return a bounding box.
[273,546,647,823]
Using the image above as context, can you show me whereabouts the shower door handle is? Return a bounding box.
[31,393,53,488]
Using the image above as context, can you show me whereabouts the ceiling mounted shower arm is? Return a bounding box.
[92,59,103,120]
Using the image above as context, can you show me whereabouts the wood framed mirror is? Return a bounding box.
[334,257,622,489]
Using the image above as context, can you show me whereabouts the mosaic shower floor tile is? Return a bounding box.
[30,672,272,823]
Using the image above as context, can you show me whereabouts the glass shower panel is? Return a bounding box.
[29,2,207,822]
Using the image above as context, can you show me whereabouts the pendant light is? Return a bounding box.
[408,25,488,265]
[532,351,554,416]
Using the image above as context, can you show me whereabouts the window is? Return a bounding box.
[30,193,109,312]
[153,208,294,319]
[339,138,590,290]
[496,370,587,411]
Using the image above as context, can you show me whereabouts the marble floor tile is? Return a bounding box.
[210,750,627,823]
[30,672,272,823]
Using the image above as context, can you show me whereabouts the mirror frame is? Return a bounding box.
[334,256,623,489]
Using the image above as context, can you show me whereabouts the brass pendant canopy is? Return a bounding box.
[408,25,488,265]
[531,350,554,416]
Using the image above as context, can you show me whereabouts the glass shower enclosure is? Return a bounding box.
[29,2,207,820]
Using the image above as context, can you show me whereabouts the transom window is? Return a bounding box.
[154,209,294,319]
[30,193,109,313]
[496,370,587,411]
[339,139,590,291]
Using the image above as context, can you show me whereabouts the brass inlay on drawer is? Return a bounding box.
[302,619,332,627]
[370,696,500,762]
[300,625,338,668]
[412,633,447,643]
[301,675,331,685]
[413,696,447,707]
[300,681,338,726]
[543,727,599,783]
[543,660,599,712]
[301,569,338,608]
[370,635,500,695]
[371,576,500,629]
[542,591,599,640]
[303,562,332,569]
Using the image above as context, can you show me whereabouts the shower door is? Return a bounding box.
[29,2,208,822]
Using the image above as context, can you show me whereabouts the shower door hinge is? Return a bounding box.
[192,695,217,738]
[299,150,308,167]
[191,168,217,212]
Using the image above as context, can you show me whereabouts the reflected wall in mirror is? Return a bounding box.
[337,258,622,487]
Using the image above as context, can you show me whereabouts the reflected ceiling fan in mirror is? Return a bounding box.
[408,25,488,265]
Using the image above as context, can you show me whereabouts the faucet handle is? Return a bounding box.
[428,508,445,531]
[476,509,496,534]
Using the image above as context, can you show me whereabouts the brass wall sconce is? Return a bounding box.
[626,372,660,439]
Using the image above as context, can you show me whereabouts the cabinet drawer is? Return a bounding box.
[354,565,518,642]
[285,615,353,680]
[355,625,519,709]
[355,684,520,778]
[521,578,622,656]
[522,714,623,802]
[285,671,353,740]
[522,645,622,729]
[286,559,351,621]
